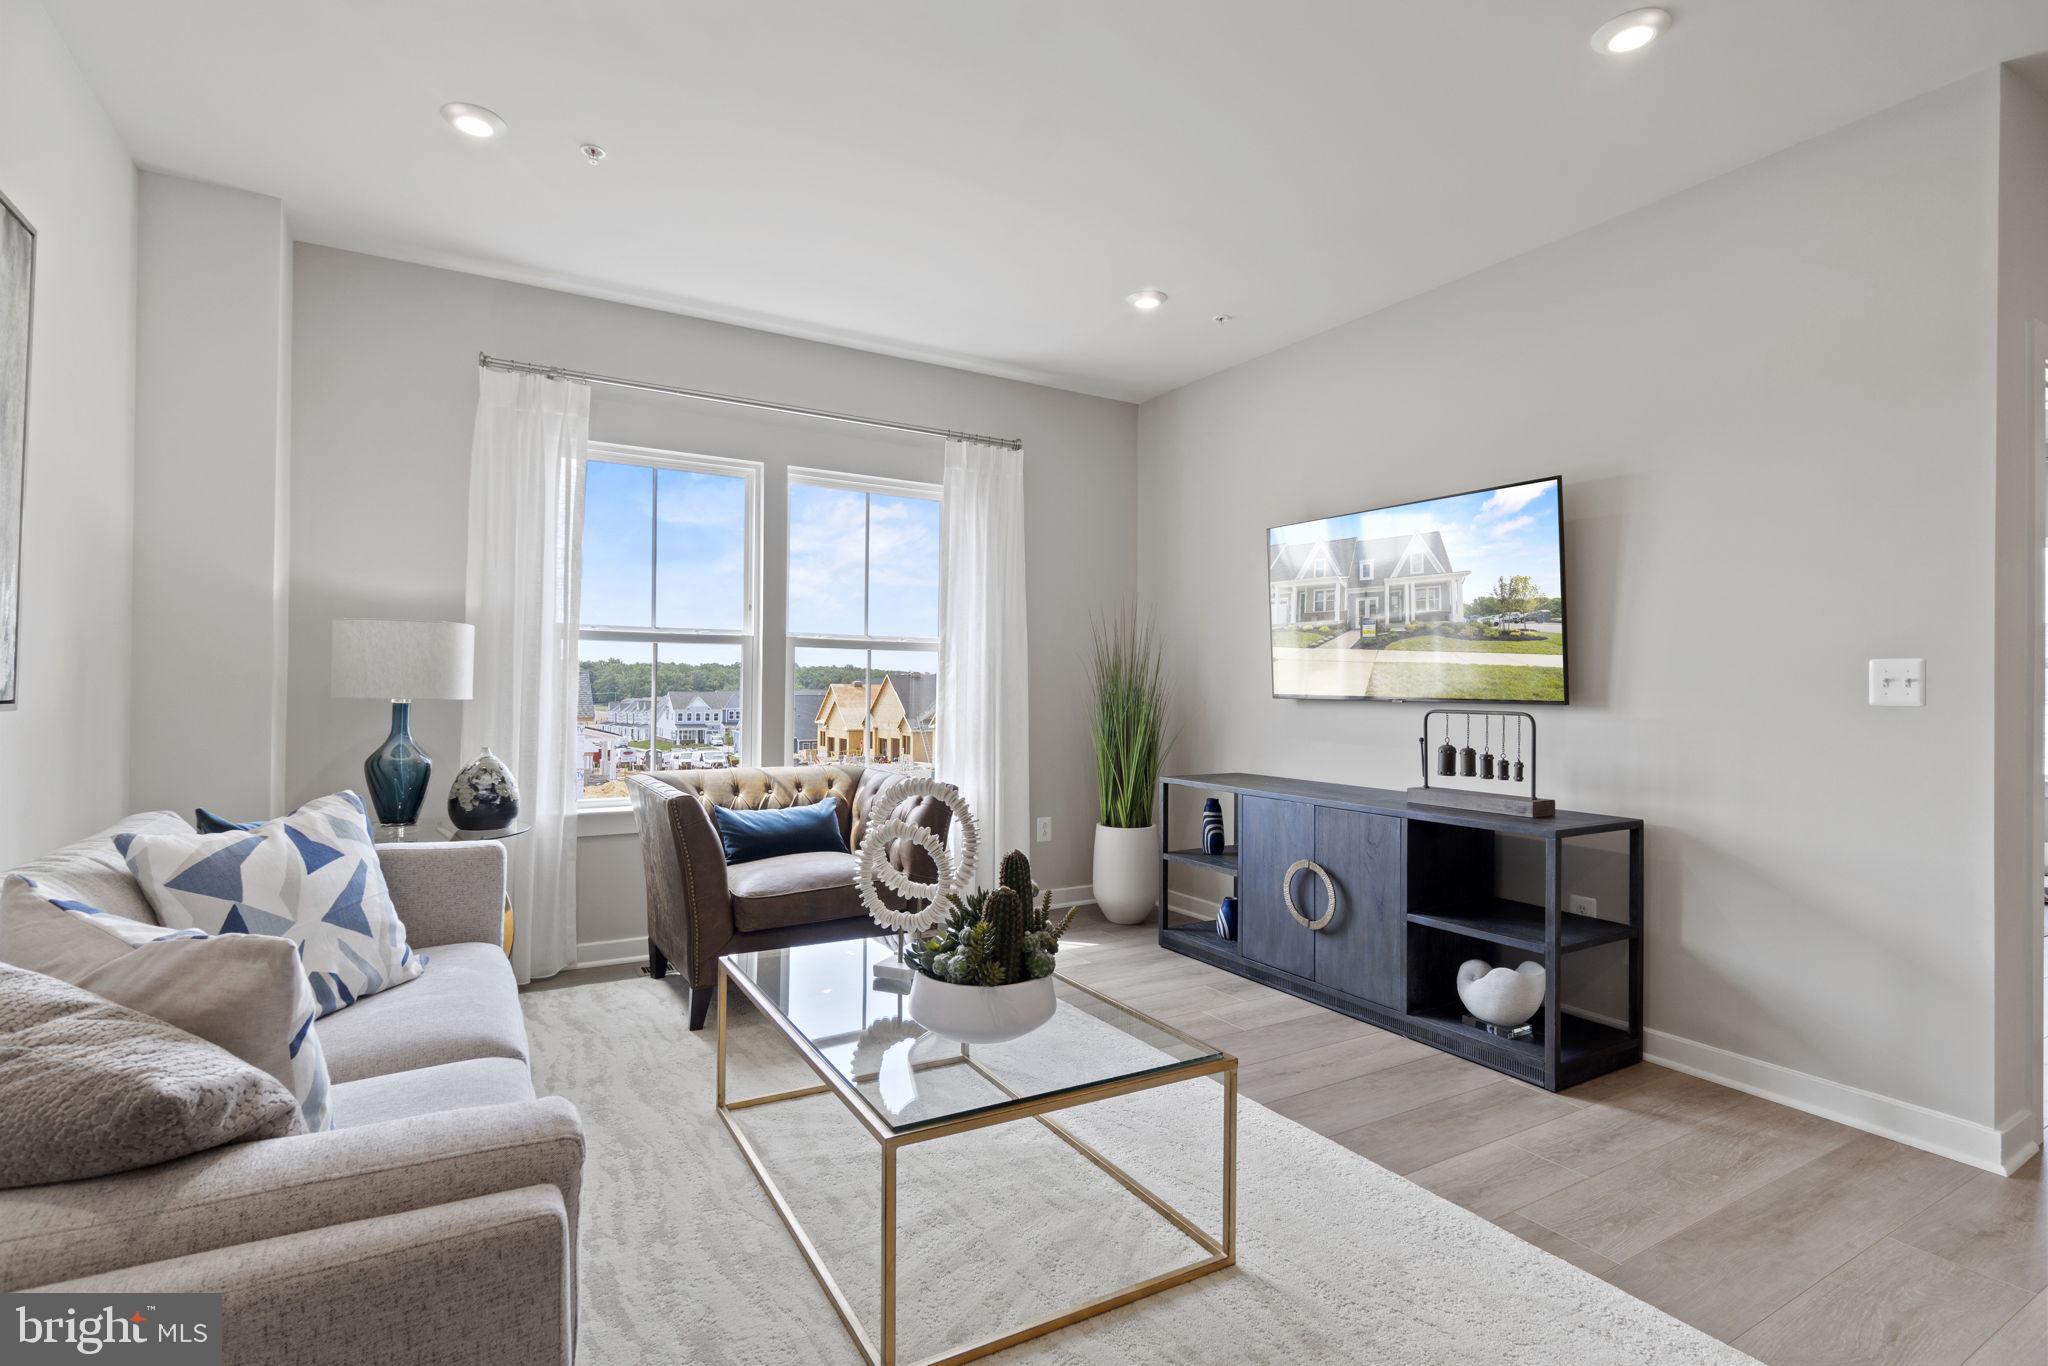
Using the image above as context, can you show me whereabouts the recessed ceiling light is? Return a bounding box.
[440,102,507,139]
[1127,289,1168,312]
[1591,8,1672,55]
[580,143,608,165]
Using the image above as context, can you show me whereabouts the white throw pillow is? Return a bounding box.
[122,791,423,1018]
[0,874,333,1130]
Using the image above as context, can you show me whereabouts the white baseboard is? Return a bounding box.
[1048,884,1094,910]
[1167,889,1219,918]
[574,936,648,969]
[1643,1028,2030,1175]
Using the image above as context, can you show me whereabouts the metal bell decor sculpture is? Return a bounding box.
[1410,709,1555,819]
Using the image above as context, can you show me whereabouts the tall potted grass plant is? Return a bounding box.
[1089,609,1172,924]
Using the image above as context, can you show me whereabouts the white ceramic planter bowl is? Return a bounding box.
[908,973,1057,1044]
[1455,959,1547,1028]
[1093,823,1157,925]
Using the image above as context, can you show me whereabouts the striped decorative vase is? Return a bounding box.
[1217,895,1238,941]
[1201,798,1225,855]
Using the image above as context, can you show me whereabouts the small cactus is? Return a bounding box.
[1000,848,1034,909]
[986,886,1026,983]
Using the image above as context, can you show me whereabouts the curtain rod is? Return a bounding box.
[477,353,1024,451]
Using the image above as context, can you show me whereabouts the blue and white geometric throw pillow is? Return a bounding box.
[122,791,423,1017]
[1,875,333,1130]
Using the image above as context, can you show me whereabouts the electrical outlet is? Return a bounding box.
[1035,816,1052,843]
[1569,894,1597,918]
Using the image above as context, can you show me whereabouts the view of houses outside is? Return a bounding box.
[1268,479,1565,701]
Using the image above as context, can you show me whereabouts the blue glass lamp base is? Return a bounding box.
[365,701,433,827]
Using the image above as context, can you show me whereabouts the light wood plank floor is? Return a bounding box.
[1048,910,2048,1365]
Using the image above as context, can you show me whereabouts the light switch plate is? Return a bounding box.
[1868,658,1924,707]
[1035,816,1052,843]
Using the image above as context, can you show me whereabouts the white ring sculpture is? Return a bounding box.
[857,775,979,935]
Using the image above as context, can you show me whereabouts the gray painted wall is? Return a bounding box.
[131,172,291,818]
[288,245,1138,957]
[0,0,136,865]
[1136,73,2025,1151]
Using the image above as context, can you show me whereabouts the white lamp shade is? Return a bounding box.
[331,619,475,701]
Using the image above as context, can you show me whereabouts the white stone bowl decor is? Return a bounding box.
[907,973,1056,1045]
[1455,959,1547,1028]
[857,776,978,936]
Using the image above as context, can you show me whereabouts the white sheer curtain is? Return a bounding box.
[936,439,1030,883]
[462,369,589,982]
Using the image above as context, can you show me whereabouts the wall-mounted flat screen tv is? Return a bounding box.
[1268,476,1566,703]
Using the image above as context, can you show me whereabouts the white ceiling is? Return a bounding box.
[44,1,2048,401]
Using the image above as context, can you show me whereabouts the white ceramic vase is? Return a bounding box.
[1455,959,1547,1028]
[908,973,1056,1044]
[1092,823,1157,925]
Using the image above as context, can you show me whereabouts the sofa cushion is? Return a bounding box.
[0,876,332,1131]
[4,810,190,925]
[314,942,526,1084]
[727,851,861,932]
[0,964,304,1189]
[712,798,847,865]
[123,791,423,1017]
[327,1057,535,1129]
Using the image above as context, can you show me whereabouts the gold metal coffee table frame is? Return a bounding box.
[716,959,1238,1366]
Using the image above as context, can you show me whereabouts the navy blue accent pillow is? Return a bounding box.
[711,800,847,865]
[195,807,264,834]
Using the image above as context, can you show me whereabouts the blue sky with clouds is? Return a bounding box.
[1270,478,1563,599]
[581,464,941,635]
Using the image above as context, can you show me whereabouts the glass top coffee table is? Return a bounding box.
[717,936,1237,1366]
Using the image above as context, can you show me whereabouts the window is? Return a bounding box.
[1358,559,1373,581]
[1308,588,1335,615]
[1415,585,1443,613]
[576,446,759,801]
[786,470,940,766]
[1406,553,1433,576]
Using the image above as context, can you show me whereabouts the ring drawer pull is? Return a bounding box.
[1283,859,1336,931]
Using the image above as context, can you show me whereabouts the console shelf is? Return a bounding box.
[1408,899,1635,954]
[1156,772,1645,1092]
[1163,846,1239,875]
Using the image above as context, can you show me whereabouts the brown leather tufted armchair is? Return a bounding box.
[629,764,954,1029]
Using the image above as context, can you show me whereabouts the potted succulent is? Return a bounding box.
[903,849,1078,1043]
[1089,609,1172,924]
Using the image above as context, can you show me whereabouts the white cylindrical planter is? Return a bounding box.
[1093,823,1158,925]
[908,974,1056,1044]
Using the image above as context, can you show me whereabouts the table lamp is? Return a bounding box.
[331,619,476,828]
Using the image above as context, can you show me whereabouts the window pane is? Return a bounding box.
[790,646,935,767]
[791,645,866,765]
[577,640,652,800]
[580,461,653,628]
[867,494,940,639]
[870,649,938,766]
[787,482,867,636]
[655,467,748,631]
[657,643,744,769]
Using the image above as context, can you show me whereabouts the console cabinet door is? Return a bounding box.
[1312,807,1404,1008]
[1238,795,1316,979]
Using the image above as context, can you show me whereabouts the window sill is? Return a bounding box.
[576,804,639,838]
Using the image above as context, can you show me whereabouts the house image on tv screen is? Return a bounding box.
[1267,478,1565,703]
[1269,531,1472,633]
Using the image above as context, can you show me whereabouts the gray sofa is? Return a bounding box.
[0,812,583,1366]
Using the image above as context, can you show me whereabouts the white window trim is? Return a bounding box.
[786,468,942,767]
[577,442,764,810]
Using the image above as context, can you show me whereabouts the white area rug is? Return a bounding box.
[525,975,1750,1364]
